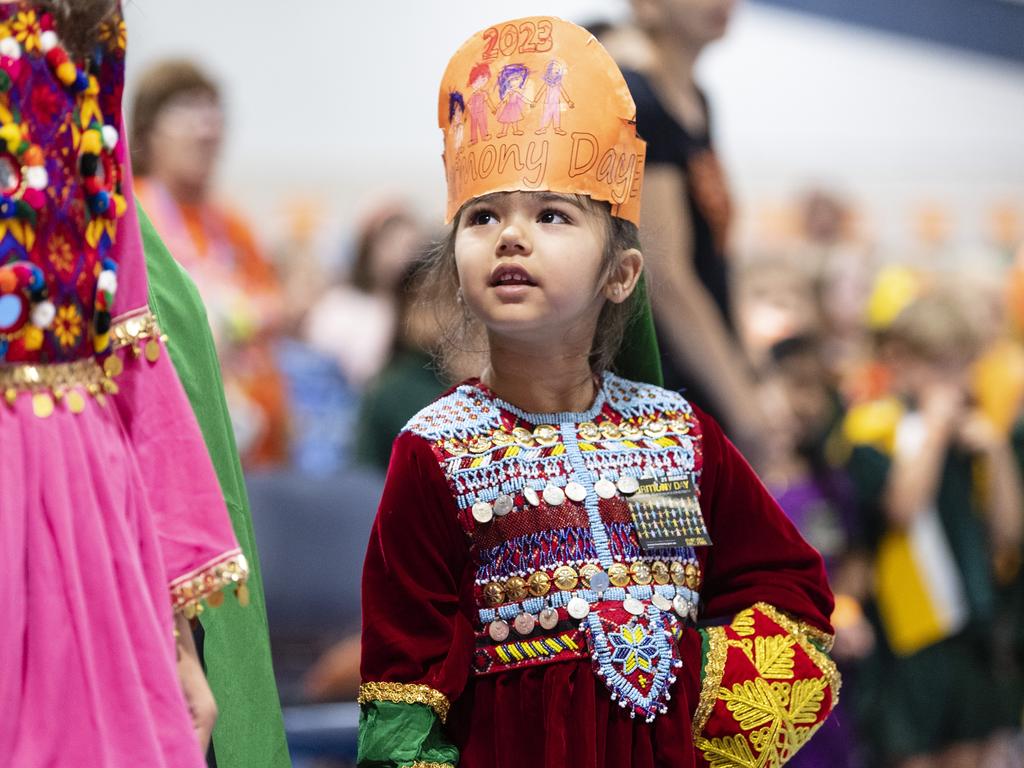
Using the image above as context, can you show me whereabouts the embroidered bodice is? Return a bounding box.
[0,4,128,364]
[404,373,707,721]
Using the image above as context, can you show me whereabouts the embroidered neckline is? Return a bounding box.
[466,373,608,424]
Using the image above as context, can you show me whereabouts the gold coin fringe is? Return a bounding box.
[410,763,455,768]
[109,309,166,360]
[170,550,251,619]
[357,682,452,724]
[0,310,166,418]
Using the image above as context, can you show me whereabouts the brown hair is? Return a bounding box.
[129,59,220,176]
[350,210,417,293]
[47,0,119,57]
[419,193,642,379]
[882,287,986,367]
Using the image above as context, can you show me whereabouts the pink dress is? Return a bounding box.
[0,5,246,766]
[497,91,526,124]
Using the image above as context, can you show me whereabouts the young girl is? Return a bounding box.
[0,3,248,765]
[359,17,838,768]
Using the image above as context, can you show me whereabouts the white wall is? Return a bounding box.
[124,1,1024,252]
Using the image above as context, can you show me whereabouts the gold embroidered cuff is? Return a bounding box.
[754,602,841,694]
[170,550,250,619]
[692,625,728,739]
[358,682,452,724]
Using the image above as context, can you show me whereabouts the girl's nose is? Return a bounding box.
[496,223,531,256]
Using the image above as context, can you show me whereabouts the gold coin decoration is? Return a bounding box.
[553,565,579,591]
[66,390,86,414]
[527,571,551,597]
[444,440,467,457]
[684,563,701,591]
[671,418,690,435]
[608,562,630,588]
[643,419,667,437]
[578,421,601,441]
[504,576,528,602]
[651,561,670,585]
[32,392,54,419]
[484,582,505,606]
[145,339,161,362]
[579,563,601,588]
[492,430,515,447]
[533,424,559,446]
[630,560,653,586]
[512,427,536,447]
[670,561,686,586]
[468,436,492,454]
[103,355,123,378]
[620,422,643,439]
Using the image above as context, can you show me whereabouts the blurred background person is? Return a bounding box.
[758,334,872,768]
[795,188,879,381]
[131,59,291,468]
[844,285,1024,768]
[609,0,771,465]
[353,255,449,472]
[303,203,424,391]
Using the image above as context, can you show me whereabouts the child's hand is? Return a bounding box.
[175,615,218,753]
[832,614,875,661]
[957,411,1003,454]
[920,381,965,427]
[178,648,218,752]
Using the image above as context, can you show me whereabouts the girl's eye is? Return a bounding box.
[468,209,497,226]
[538,209,571,225]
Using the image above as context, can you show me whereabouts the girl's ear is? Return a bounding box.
[603,248,644,305]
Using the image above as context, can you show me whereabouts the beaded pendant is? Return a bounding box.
[583,602,684,722]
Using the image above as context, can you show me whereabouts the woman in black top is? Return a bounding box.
[608,0,768,461]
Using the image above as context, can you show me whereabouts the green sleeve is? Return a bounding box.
[358,702,458,768]
[138,202,292,768]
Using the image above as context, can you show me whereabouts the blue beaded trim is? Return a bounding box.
[489,382,608,424]
[560,421,614,567]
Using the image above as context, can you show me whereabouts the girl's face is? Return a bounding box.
[455,192,635,348]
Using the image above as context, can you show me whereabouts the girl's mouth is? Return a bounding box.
[489,265,537,287]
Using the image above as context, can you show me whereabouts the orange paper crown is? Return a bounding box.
[438,17,646,224]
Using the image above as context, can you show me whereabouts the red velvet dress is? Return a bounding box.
[359,375,838,768]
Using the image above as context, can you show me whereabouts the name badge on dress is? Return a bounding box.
[628,476,712,549]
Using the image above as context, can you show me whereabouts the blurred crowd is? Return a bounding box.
[129,6,1024,765]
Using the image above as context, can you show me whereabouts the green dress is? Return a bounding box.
[139,203,291,768]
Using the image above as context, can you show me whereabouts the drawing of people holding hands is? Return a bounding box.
[494,63,531,138]
[534,59,574,135]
